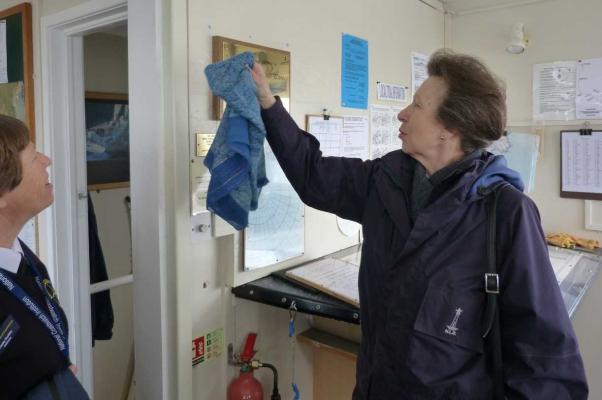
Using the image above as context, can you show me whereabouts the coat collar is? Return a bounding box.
[375,151,495,264]
[374,150,414,238]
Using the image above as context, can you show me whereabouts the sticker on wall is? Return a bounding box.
[192,327,224,367]
[376,82,407,103]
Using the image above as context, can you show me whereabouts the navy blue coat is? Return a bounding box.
[261,99,588,399]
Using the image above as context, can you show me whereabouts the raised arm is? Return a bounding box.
[250,63,376,223]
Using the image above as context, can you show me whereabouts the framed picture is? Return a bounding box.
[212,36,290,120]
[85,91,129,190]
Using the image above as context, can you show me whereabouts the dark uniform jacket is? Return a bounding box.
[0,242,70,399]
[261,98,588,399]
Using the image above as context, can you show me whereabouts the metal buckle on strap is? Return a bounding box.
[485,273,500,294]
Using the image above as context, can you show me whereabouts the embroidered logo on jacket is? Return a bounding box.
[444,308,463,336]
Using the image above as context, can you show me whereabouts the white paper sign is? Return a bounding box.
[342,115,369,160]
[532,61,576,121]
[370,105,402,159]
[0,21,8,83]
[411,52,429,98]
[576,58,602,120]
[377,82,407,103]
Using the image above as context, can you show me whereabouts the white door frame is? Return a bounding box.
[41,1,171,398]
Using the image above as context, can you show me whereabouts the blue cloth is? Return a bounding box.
[204,52,268,230]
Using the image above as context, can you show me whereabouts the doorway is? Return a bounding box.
[41,1,170,398]
[83,24,135,400]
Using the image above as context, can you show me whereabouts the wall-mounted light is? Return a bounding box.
[506,23,528,54]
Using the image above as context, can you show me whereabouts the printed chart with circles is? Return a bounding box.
[244,144,305,270]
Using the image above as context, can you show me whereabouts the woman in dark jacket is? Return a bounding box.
[0,115,89,399]
[250,50,588,399]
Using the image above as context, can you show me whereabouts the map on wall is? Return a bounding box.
[0,81,25,120]
[244,144,305,270]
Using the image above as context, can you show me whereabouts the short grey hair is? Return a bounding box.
[428,49,507,153]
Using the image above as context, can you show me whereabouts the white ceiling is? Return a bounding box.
[440,0,553,15]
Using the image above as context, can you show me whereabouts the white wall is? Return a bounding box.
[449,0,602,239]
[184,1,444,399]
[450,1,602,397]
[84,32,128,93]
[84,31,132,400]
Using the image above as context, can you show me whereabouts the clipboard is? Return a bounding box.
[560,129,602,200]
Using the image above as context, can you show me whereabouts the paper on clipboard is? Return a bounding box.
[307,115,369,160]
[307,116,344,157]
[286,258,359,307]
[561,131,602,194]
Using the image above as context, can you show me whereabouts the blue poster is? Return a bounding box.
[341,33,369,109]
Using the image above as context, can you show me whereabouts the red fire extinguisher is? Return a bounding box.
[228,333,281,400]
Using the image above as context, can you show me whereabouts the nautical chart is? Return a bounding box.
[244,143,304,270]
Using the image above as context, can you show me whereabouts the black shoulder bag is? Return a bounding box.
[480,185,505,400]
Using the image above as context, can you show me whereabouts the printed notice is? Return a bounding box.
[341,33,369,109]
[0,21,7,83]
[533,61,576,121]
[576,58,602,120]
[411,52,429,98]
[342,115,369,160]
[370,105,402,159]
[561,131,602,194]
[192,328,224,366]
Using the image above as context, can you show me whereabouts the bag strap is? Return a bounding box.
[479,184,505,400]
[48,377,62,400]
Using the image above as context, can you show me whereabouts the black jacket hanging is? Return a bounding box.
[88,195,114,343]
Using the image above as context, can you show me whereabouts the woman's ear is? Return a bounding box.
[0,194,8,209]
[446,128,461,139]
